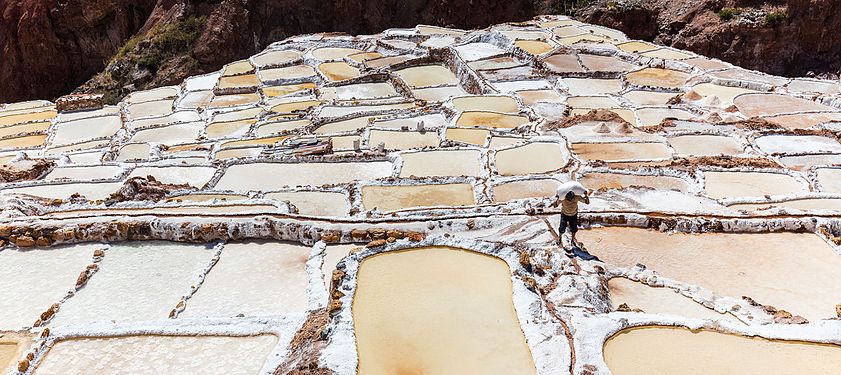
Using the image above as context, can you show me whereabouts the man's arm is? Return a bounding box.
[580,192,590,204]
[549,197,560,208]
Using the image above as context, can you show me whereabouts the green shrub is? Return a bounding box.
[765,11,788,27]
[718,7,741,21]
[136,49,163,71]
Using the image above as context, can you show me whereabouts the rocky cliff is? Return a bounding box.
[578,0,841,79]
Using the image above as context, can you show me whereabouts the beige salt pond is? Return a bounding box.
[368,129,439,150]
[514,40,554,55]
[400,149,482,177]
[562,78,623,96]
[452,95,519,113]
[445,127,490,146]
[625,68,689,89]
[1,332,31,373]
[668,135,742,156]
[314,116,377,134]
[181,242,310,317]
[579,228,841,320]
[492,178,560,202]
[353,247,535,375]
[215,161,393,190]
[608,278,737,321]
[817,168,841,193]
[0,134,47,149]
[455,111,530,129]
[395,65,459,87]
[604,326,841,375]
[703,171,803,199]
[495,142,568,175]
[729,198,841,212]
[0,121,51,138]
[50,242,216,326]
[0,109,56,127]
[0,244,98,330]
[259,65,316,82]
[251,49,302,67]
[412,86,467,101]
[361,183,475,211]
[265,191,349,216]
[579,172,689,192]
[318,61,361,81]
[311,47,363,60]
[34,334,278,375]
[734,93,835,117]
[2,182,124,201]
[571,143,672,162]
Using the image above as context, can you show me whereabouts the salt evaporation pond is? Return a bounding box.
[361,183,475,211]
[608,278,737,321]
[353,247,536,374]
[604,327,841,375]
[181,242,310,317]
[34,334,278,375]
[580,228,841,320]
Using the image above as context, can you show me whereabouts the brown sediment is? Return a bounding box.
[669,155,781,171]
[546,109,631,130]
[720,117,784,131]
[273,309,335,375]
[0,159,55,183]
[637,118,678,134]
[104,176,194,205]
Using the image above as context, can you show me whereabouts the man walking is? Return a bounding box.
[550,182,589,248]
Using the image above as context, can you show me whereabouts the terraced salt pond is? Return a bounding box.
[579,172,689,192]
[492,178,560,202]
[361,183,475,211]
[353,247,535,374]
[668,135,742,156]
[1,332,31,373]
[604,327,841,375]
[395,65,459,87]
[494,142,568,175]
[399,150,482,177]
[703,171,803,199]
[215,161,393,190]
[368,129,439,150]
[455,111,530,128]
[34,335,278,375]
[181,242,310,317]
[579,228,841,320]
[265,191,349,216]
[608,278,736,321]
[571,143,672,162]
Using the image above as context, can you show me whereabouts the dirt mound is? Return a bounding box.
[670,155,781,171]
[0,159,55,183]
[547,108,633,130]
[274,309,334,375]
[104,176,193,205]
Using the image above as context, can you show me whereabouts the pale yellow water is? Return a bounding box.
[361,183,474,211]
[635,107,693,126]
[703,171,803,199]
[216,74,260,90]
[492,178,560,202]
[251,49,302,67]
[515,40,554,55]
[730,198,841,212]
[205,119,256,139]
[117,143,151,161]
[34,334,278,375]
[622,90,677,105]
[1,332,31,373]
[579,228,841,320]
[616,41,658,53]
[0,134,47,149]
[571,142,672,161]
[580,172,689,192]
[452,96,519,113]
[353,247,536,375]
[255,119,310,136]
[495,142,567,175]
[259,65,316,82]
[0,121,50,138]
[455,111,530,128]
[262,83,316,98]
[311,47,363,60]
[395,65,459,87]
[604,326,841,375]
[608,278,737,321]
[668,135,742,156]
[208,93,261,108]
[127,100,174,119]
[412,86,467,101]
[734,93,833,117]
[399,149,482,177]
[318,61,361,81]
[445,127,490,145]
[626,68,689,89]
[221,60,254,76]
[0,109,56,127]
[579,54,636,72]
[266,191,349,216]
[640,47,693,60]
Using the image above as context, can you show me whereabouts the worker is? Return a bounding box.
[549,182,589,248]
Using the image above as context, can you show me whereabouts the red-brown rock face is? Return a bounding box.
[0,0,157,102]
